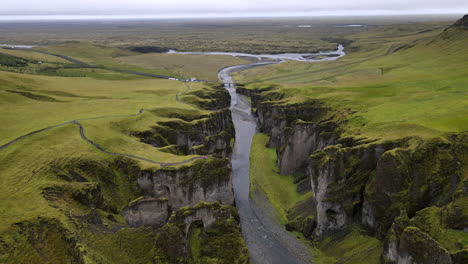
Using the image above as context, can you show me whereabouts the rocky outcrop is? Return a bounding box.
[136,109,234,158]
[450,14,468,29]
[123,197,170,228]
[239,85,467,263]
[397,227,452,264]
[184,83,231,110]
[139,158,234,208]
[154,202,249,264]
[307,142,394,236]
[383,214,454,264]
[363,135,466,238]
[237,86,335,174]
[279,120,337,175]
[130,158,234,227]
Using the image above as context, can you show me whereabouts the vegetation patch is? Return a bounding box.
[0,52,29,67]
[6,89,61,102]
[250,133,312,224]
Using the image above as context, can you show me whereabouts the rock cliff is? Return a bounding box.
[238,86,468,263]
[135,109,234,158]
[125,158,235,227]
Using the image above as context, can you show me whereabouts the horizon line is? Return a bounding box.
[0,10,466,21]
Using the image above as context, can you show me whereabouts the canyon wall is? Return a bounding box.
[238,86,467,264]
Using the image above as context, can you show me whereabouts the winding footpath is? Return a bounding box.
[1,49,203,165]
[0,108,204,166]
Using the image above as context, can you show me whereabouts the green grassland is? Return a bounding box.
[34,41,250,81]
[234,20,468,141]
[250,133,311,224]
[117,53,249,82]
[240,18,468,264]
[0,47,151,79]
[0,54,215,232]
[0,69,205,165]
[0,44,245,263]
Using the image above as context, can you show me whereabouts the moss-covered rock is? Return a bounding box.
[397,227,452,264]
[137,109,235,157]
[364,134,467,238]
[0,217,84,264]
[138,157,234,211]
[154,202,249,264]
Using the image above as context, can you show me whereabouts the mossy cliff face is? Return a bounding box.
[154,202,249,264]
[2,155,242,263]
[128,158,235,227]
[237,86,334,174]
[135,109,235,157]
[239,86,468,263]
[184,83,231,110]
[363,135,467,238]
[123,197,170,228]
[308,142,396,236]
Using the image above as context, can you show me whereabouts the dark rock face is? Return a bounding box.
[237,86,333,174]
[136,109,234,158]
[279,121,337,175]
[138,158,234,211]
[308,143,393,236]
[393,227,452,264]
[122,158,234,228]
[451,14,468,28]
[123,197,170,228]
[363,136,466,238]
[154,202,249,264]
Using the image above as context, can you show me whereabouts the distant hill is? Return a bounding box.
[450,14,468,29]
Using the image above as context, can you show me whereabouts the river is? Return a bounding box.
[216,45,345,264]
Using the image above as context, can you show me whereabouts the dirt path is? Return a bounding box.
[1,49,208,166]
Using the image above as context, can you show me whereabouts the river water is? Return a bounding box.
[219,62,307,264]
[169,45,345,62]
[215,46,345,264]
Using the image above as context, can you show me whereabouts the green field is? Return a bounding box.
[0,43,246,263]
[235,20,468,141]
[118,53,249,82]
[239,17,468,264]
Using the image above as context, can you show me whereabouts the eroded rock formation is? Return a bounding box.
[239,85,468,263]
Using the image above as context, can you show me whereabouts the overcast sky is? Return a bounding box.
[1,0,467,20]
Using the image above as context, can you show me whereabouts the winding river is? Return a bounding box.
[214,46,345,264]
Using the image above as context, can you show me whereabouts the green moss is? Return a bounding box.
[317,226,383,264]
[400,226,451,263]
[189,223,203,263]
[154,202,248,264]
[0,217,82,264]
[250,133,311,224]
[178,158,231,195]
[410,206,468,253]
[82,227,157,264]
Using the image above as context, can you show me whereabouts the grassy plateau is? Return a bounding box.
[241,16,468,264]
